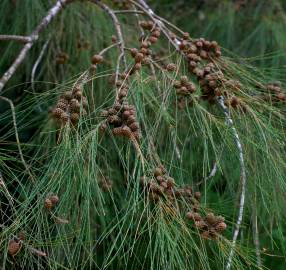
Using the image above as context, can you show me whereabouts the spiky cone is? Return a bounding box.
[49,195,59,205]
[70,113,80,125]
[62,91,73,101]
[205,213,217,225]
[44,198,53,210]
[195,220,207,230]
[52,108,64,119]
[215,222,227,233]
[91,54,103,64]
[201,230,210,239]
[8,239,22,256]
[154,167,163,177]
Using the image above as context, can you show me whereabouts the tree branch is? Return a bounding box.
[217,96,247,270]
[0,0,71,93]
[0,35,34,43]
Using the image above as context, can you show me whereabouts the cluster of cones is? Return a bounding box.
[56,52,69,65]
[175,32,243,108]
[141,166,201,206]
[52,87,87,126]
[141,166,227,240]
[186,211,227,239]
[100,101,140,142]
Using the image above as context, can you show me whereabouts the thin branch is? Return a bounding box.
[205,162,218,181]
[31,38,50,95]
[252,202,262,268]
[217,96,247,270]
[0,0,71,93]
[0,96,35,182]
[113,10,144,14]
[91,1,127,70]
[0,172,14,205]
[0,35,34,43]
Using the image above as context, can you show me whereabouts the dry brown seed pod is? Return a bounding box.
[116,80,123,87]
[60,112,69,123]
[99,123,107,132]
[154,167,163,177]
[44,198,53,210]
[81,98,88,109]
[139,20,148,28]
[63,91,73,100]
[160,181,168,189]
[215,50,222,57]
[111,35,117,43]
[112,127,123,136]
[156,175,164,183]
[216,215,225,223]
[52,108,64,118]
[215,222,227,232]
[70,113,80,124]
[194,191,201,200]
[148,36,158,44]
[195,69,204,78]
[182,32,190,40]
[130,48,138,57]
[201,231,210,239]
[196,41,203,47]
[129,122,140,132]
[173,81,181,89]
[146,20,154,30]
[189,44,197,53]
[277,92,286,101]
[140,47,148,55]
[230,96,240,107]
[8,239,21,256]
[200,50,208,59]
[91,54,103,64]
[57,98,69,105]
[179,40,187,50]
[152,30,161,38]
[179,86,188,95]
[119,90,128,99]
[208,80,217,88]
[49,195,59,205]
[134,62,142,71]
[189,61,197,69]
[193,212,202,221]
[211,41,218,48]
[100,110,109,118]
[166,63,177,72]
[186,211,194,220]
[167,177,175,187]
[122,110,131,120]
[135,53,144,63]
[214,88,222,96]
[74,90,82,100]
[141,41,149,48]
[108,115,122,125]
[195,220,207,229]
[180,76,188,84]
[121,125,132,137]
[205,213,217,225]
[56,102,67,110]
[142,57,151,65]
[70,99,80,113]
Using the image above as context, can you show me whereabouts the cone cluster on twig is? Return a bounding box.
[266,82,286,103]
[173,32,244,108]
[101,100,141,142]
[186,211,227,239]
[44,194,59,211]
[8,238,22,256]
[52,87,87,126]
[141,166,201,208]
[56,52,69,65]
